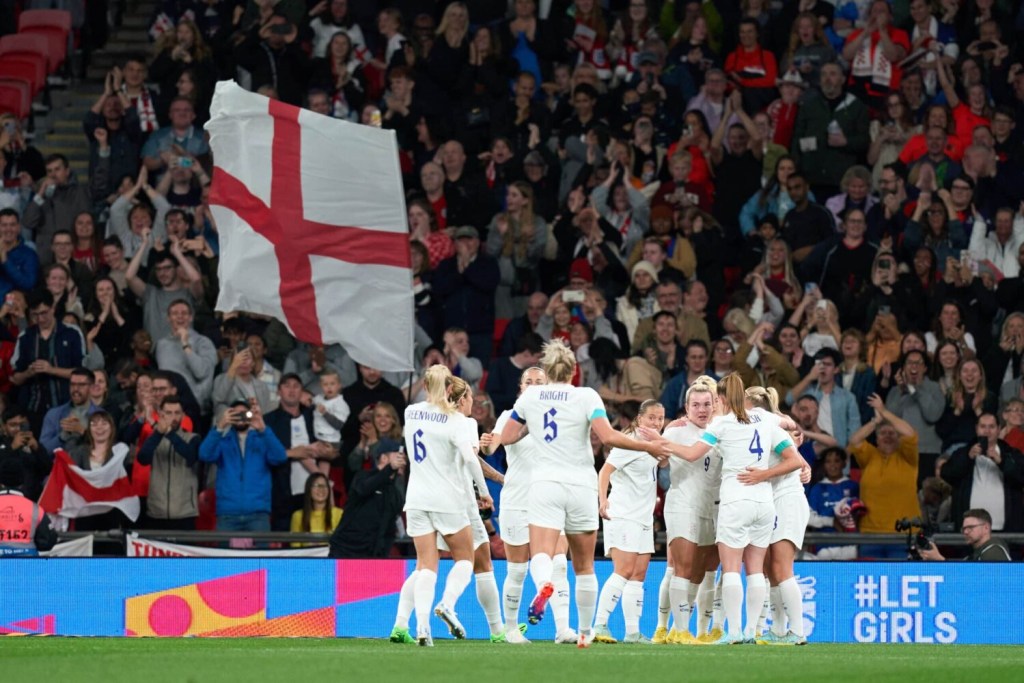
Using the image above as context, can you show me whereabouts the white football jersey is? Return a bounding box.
[663,423,722,510]
[510,383,607,489]
[700,412,793,505]
[605,446,659,525]
[750,407,803,498]
[494,410,540,511]
[403,402,477,513]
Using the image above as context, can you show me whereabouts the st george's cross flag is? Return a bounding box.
[38,447,140,531]
[205,81,414,371]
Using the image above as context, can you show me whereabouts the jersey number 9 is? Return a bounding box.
[543,408,558,443]
[413,429,427,462]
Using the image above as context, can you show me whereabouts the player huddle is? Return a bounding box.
[390,340,811,648]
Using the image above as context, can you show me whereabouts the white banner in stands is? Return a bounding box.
[125,533,329,558]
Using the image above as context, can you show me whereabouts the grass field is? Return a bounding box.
[3,638,1023,683]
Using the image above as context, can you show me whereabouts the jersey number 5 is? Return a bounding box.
[543,408,558,443]
[748,430,763,462]
[413,429,427,462]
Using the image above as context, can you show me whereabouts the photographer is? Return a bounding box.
[198,399,287,533]
[918,508,1013,561]
[940,413,1024,532]
[328,447,406,559]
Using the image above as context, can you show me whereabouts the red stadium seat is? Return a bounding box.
[196,489,217,531]
[0,60,44,99]
[492,317,510,356]
[0,34,53,74]
[0,82,31,120]
[18,9,71,72]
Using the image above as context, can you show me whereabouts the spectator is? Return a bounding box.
[1,112,45,186]
[432,226,500,363]
[0,208,38,299]
[442,327,483,389]
[0,405,52,501]
[10,290,86,432]
[781,172,835,264]
[126,234,198,343]
[264,372,337,531]
[724,18,778,111]
[985,313,1024,398]
[616,260,660,345]
[107,170,170,260]
[339,364,406,460]
[969,207,1024,280]
[635,310,688,381]
[308,0,366,58]
[848,393,920,559]
[1000,399,1024,452]
[809,209,878,307]
[790,62,870,199]
[311,369,348,459]
[791,394,838,464]
[246,332,281,408]
[199,399,287,533]
[919,507,1013,561]
[115,56,160,135]
[136,395,200,529]
[141,98,210,176]
[154,299,217,414]
[840,0,910,109]
[499,291,548,357]
[22,155,92,265]
[786,348,862,447]
[346,406,403,481]
[328,448,406,558]
[941,413,1024,532]
[40,367,100,453]
[659,339,710,418]
[69,411,134,531]
[211,344,274,421]
[85,73,142,207]
[885,349,946,484]
[807,447,859,560]
[486,332,543,415]
[290,472,342,545]
[149,19,215,112]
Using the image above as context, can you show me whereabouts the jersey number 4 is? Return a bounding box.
[748,430,763,462]
[413,429,427,462]
[543,408,558,443]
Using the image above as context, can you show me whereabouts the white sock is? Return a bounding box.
[686,580,700,608]
[697,571,716,634]
[575,572,599,634]
[779,577,804,637]
[712,571,724,632]
[669,576,692,635]
[551,553,571,633]
[770,585,786,636]
[414,569,437,632]
[657,566,673,629]
[394,569,418,629]
[503,562,529,630]
[441,560,474,609]
[595,572,628,628]
[475,571,503,636]
[744,573,766,639]
[757,575,771,635]
[623,580,645,635]
[529,553,553,592]
[722,572,743,638]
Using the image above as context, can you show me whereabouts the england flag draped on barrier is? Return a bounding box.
[205,81,415,372]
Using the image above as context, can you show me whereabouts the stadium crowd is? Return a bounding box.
[2,0,1024,560]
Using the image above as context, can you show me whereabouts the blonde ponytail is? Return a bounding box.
[424,365,457,414]
[745,385,780,413]
[718,374,748,423]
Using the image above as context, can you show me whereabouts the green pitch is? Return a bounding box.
[3,638,1023,683]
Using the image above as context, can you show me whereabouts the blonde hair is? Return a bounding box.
[625,399,663,436]
[424,365,457,414]
[501,181,537,262]
[718,374,749,423]
[449,376,471,407]
[541,339,576,383]
[685,378,716,404]
[745,385,779,413]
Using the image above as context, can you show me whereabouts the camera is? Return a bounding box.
[896,517,935,560]
[563,289,585,304]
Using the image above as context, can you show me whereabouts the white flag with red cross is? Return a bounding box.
[205,81,414,372]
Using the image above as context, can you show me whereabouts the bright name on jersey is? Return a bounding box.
[538,390,570,402]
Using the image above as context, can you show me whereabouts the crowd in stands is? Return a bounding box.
[2,0,1024,559]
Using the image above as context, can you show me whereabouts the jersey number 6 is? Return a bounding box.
[543,408,558,443]
[413,429,427,462]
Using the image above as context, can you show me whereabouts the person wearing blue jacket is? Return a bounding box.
[0,208,39,299]
[199,399,288,533]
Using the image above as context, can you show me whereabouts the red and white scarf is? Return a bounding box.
[124,86,159,133]
[851,31,893,89]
